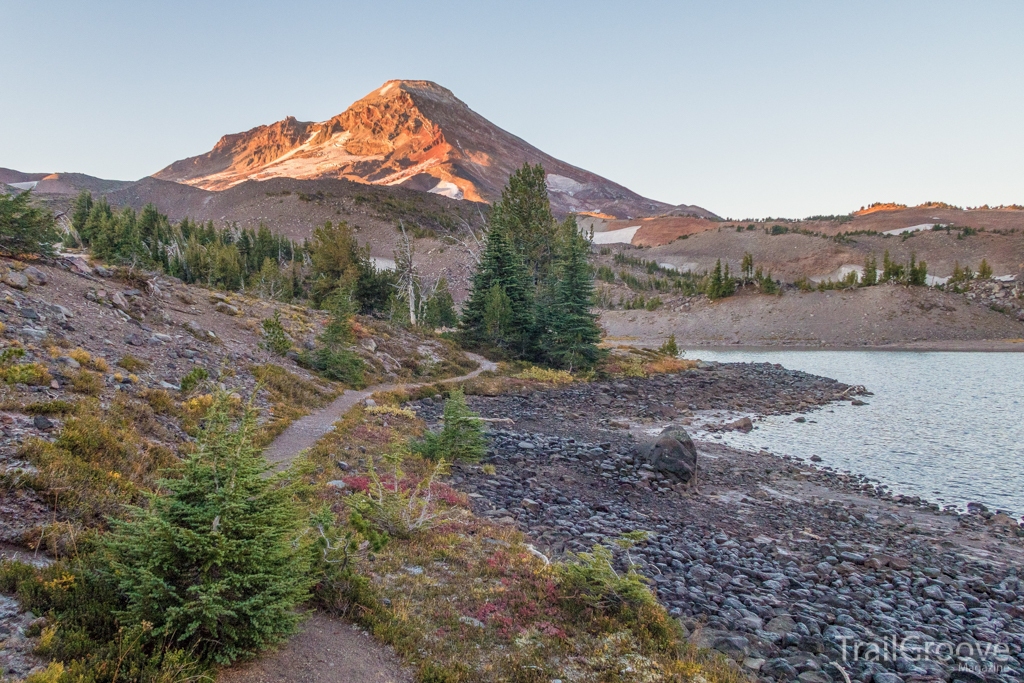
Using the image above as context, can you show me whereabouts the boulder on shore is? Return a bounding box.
[638,424,698,488]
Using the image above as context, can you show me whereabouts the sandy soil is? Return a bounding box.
[601,285,1024,349]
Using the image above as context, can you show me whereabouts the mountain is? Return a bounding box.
[154,80,714,220]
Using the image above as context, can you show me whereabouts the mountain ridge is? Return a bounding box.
[153,80,715,220]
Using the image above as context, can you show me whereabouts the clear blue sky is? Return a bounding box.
[2,1,1022,218]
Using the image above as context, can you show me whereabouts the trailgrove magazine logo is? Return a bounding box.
[833,635,1014,674]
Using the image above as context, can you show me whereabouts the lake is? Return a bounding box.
[683,349,1024,518]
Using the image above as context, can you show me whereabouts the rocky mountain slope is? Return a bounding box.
[153,80,708,219]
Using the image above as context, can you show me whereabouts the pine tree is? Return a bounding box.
[862,254,878,286]
[539,218,603,371]
[0,191,59,257]
[422,277,458,328]
[490,163,558,280]
[978,259,993,279]
[417,389,487,461]
[103,395,312,665]
[460,222,534,354]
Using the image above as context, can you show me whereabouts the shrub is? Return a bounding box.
[261,311,292,355]
[415,389,486,462]
[657,334,679,357]
[179,366,209,394]
[1,362,52,386]
[514,366,575,384]
[555,544,655,617]
[345,450,459,539]
[69,348,109,372]
[116,354,148,372]
[978,259,993,279]
[103,394,312,665]
[68,369,103,395]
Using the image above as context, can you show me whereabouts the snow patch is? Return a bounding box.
[428,180,464,200]
[591,225,641,245]
[546,174,586,196]
[8,182,37,191]
[371,257,396,271]
[926,275,950,286]
[379,82,396,96]
[810,264,863,284]
[883,223,934,236]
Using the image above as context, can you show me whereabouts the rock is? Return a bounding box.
[517,441,535,450]
[364,398,377,407]
[57,356,80,369]
[521,498,541,511]
[111,291,129,310]
[3,271,29,289]
[159,381,180,390]
[712,634,749,660]
[215,302,241,316]
[725,417,754,432]
[20,326,47,340]
[335,461,350,471]
[458,616,485,628]
[763,658,799,680]
[810,454,822,462]
[361,338,377,353]
[325,480,348,490]
[638,424,698,487]
[32,415,54,431]
[125,333,146,347]
[872,673,902,683]
[152,333,172,343]
[765,615,798,635]
[850,399,866,406]
[794,416,806,423]
[798,672,832,683]
[23,266,47,285]
[743,657,765,671]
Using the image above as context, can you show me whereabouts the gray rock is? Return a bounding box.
[763,658,799,680]
[798,672,832,683]
[872,673,902,683]
[111,291,129,310]
[215,302,241,316]
[766,615,798,635]
[23,266,47,285]
[725,417,754,432]
[3,271,29,290]
[57,356,80,369]
[32,415,54,431]
[325,480,347,490]
[638,424,698,486]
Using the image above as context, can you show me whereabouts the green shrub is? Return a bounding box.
[68,369,102,395]
[116,354,149,372]
[1,362,52,386]
[103,394,313,665]
[179,366,209,394]
[658,334,679,357]
[555,544,655,617]
[261,311,292,355]
[415,389,486,462]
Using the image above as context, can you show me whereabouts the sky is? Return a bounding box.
[2,1,1023,218]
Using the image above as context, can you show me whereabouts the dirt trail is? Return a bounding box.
[217,614,412,683]
[263,352,496,469]
[224,353,495,683]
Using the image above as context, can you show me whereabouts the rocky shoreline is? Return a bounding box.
[413,362,1024,683]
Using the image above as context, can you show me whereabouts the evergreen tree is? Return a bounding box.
[416,389,486,461]
[862,254,878,286]
[460,222,534,355]
[705,259,736,299]
[0,191,59,257]
[538,218,603,371]
[978,258,993,279]
[422,277,458,328]
[102,395,312,665]
[70,190,93,239]
[490,163,558,280]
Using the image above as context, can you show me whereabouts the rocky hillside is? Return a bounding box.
[153,80,707,219]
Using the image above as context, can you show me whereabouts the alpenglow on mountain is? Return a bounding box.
[154,80,711,220]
